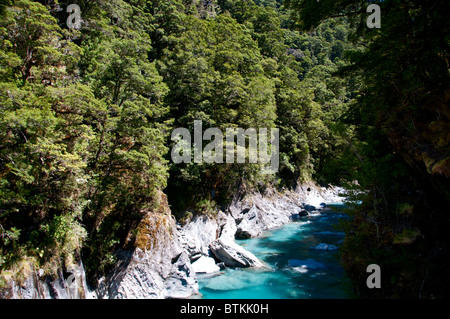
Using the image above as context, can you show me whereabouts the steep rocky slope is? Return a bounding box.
[1,183,345,299]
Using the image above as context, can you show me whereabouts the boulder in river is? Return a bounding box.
[191,256,220,274]
[298,209,309,217]
[303,204,317,212]
[209,238,264,268]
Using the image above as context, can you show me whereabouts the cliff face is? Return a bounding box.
[179,183,345,267]
[0,259,93,299]
[1,194,199,299]
[105,209,198,299]
[229,183,345,239]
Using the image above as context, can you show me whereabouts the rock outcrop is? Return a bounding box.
[106,208,199,299]
[209,238,264,268]
[178,214,221,262]
[0,260,94,299]
[191,256,221,274]
[1,195,200,300]
[178,211,265,269]
[0,183,345,299]
[229,183,345,240]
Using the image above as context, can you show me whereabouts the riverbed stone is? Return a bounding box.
[192,256,221,274]
[209,238,264,268]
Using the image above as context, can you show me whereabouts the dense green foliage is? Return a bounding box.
[162,1,359,211]
[0,0,357,285]
[0,0,171,281]
[285,0,450,298]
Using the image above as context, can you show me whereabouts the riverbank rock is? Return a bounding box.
[179,214,219,261]
[235,205,261,239]
[192,256,221,274]
[230,191,300,239]
[290,209,310,220]
[295,183,346,208]
[303,204,317,211]
[0,259,94,299]
[106,205,199,299]
[209,238,264,268]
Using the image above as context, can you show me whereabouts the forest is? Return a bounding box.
[0,0,449,299]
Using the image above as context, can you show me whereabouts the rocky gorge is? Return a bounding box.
[0,183,346,299]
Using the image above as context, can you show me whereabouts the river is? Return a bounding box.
[197,204,355,299]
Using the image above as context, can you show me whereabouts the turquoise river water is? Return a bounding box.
[198,204,355,299]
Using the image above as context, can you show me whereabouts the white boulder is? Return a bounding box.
[191,256,221,274]
[209,238,264,268]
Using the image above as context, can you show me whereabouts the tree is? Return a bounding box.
[285,0,450,298]
[0,0,172,282]
[0,0,88,274]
